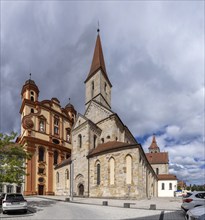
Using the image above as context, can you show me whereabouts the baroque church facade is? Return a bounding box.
[17,78,76,195]
[54,32,158,199]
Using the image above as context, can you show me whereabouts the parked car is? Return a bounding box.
[0,193,6,205]
[185,205,205,220]
[2,193,27,214]
[181,191,205,212]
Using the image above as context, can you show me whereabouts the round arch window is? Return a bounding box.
[38,177,45,183]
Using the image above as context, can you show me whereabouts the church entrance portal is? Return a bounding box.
[78,184,84,196]
[38,185,44,195]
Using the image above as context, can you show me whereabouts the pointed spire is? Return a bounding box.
[85,30,112,87]
[148,134,160,152]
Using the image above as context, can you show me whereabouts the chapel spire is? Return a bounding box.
[85,30,112,87]
[148,134,160,153]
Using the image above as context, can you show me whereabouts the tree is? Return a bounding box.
[0,132,31,185]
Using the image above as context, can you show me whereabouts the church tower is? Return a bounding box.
[148,135,160,153]
[84,30,112,110]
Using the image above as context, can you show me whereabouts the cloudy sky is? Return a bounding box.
[1,1,204,185]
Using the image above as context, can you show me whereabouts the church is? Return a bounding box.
[54,31,158,199]
[16,30,178,199]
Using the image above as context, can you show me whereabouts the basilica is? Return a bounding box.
[16,31,177,199]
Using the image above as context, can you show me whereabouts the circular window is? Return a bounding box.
[38,177,44,183]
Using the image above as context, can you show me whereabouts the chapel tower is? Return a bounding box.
[84,30,112,110]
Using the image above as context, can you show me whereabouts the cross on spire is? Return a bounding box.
[97,21,100,33]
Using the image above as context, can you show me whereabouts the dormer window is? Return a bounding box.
[54,116,59,135]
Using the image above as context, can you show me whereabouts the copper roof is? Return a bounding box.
[148,135,160,150]
[88,141,137,158]
[85,34,112,87]
[158,174,177,180]
[146,152,169,164]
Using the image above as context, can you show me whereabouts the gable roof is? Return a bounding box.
[54,157,71,170]
[84,33,112,87]
[158,174,177,180]
[146,152,169,164]
[87,141,138,158]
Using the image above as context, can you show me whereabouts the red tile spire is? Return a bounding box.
[85,31,112,86]
[148,134,160,152]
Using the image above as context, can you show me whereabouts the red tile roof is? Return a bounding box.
[158,174,177,180]
[88,141,137,158]
[146,152,169,164]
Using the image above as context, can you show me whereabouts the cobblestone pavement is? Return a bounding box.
[0,196,185,220]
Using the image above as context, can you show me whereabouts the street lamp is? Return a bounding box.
[70,158,76,201]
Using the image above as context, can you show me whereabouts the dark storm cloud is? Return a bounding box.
[1,1,204,184]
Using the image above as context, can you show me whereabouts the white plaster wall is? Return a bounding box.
[158,180,177,197]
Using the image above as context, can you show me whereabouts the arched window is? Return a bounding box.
[91,81,94,98]
[65,169,69,188]
[126,155,132,184]
[39,147,45,162]
[97,163,100,185]
[30,91,34,101]
[162,183,165,190]
[101,138,104,143]
[169,183,172,190]
[31,108,34,113]
[78,134,82,148]
[56,172,59,183]
[39,120,45,132]
[54,151,58,165]
[104,82,107,94]
[109,158,115,185]
[93,135,97,148]
[54,117,59,135]
[66,128,71,142]
[156,168,159,175]
[65,169,69,180]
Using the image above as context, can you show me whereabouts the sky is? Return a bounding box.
[1,1,204,185]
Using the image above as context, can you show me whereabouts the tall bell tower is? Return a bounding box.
[84,29,112,110]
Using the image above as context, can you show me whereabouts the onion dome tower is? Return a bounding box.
[21,73,39,102]
[65,98,77,125]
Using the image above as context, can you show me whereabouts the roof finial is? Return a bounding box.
[29,73,31,80]
[97,21,100,33]
[69,97,71,103]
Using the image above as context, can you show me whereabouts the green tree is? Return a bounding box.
[0,132,31,185]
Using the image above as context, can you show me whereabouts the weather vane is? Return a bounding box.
[97,21,100,33]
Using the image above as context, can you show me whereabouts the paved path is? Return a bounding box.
[0,196,185,220]
[34,195,183,211]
